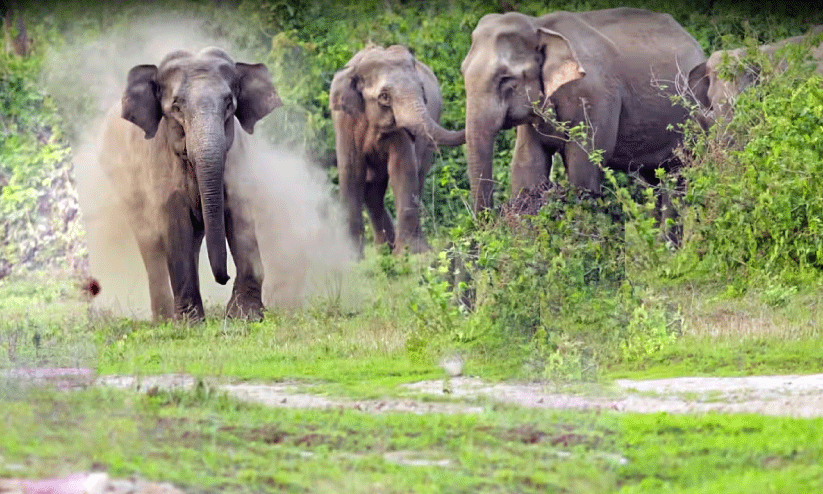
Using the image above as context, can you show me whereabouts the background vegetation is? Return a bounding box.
[3,0,823,377]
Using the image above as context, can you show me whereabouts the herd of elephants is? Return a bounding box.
[91,7,823,322]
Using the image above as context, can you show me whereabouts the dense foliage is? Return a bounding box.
[682,36,823,285]
[0,49,83,276]
[3,0,823,376]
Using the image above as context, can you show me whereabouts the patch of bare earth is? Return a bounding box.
[0,472,183,494]
[407,375,823,418]
[5,368,823,417]
[5,368,823,490]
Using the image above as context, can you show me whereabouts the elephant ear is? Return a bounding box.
[537,28,586,99]
[236,62,281,134]
[121,64,162,139]
[687,61,712,110]
[330,66,364,116]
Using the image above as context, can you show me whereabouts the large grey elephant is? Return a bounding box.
[97,47,281,321]
[688,25,823,124]
[460,8,708,211]
[330,44,465,255]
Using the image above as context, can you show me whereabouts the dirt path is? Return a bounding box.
[5,368,823,492]
[407,375,823,418]
[99,372,823,418]
[6,368,823,418]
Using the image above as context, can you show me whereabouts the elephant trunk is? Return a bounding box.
[465,102,500,211]
[189,114,230,285]
[401,97,466,148]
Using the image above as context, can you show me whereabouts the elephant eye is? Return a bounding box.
[171,99,182,113]
[499,75,517,94]
[224,95,234,114]
[378,91,391,106]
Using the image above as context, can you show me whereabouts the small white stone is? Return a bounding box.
[83,472,109,494]
[440,354,464,377]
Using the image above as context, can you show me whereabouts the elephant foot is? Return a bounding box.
[227,290,264,321]
[151,299,175,322]
[394,237,430,255]
[174,302,205,324]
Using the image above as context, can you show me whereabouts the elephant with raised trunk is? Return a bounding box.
[330,44,465,255]
[461,8,708,211]
[97,47,281,321]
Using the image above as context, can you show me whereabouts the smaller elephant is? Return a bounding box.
[689,25,823,124]
[330,44,465,255]
[94,47,281,322]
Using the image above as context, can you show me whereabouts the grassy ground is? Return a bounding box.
[2,379,822,493]
[607,281,823,379]
[2,267,823,493]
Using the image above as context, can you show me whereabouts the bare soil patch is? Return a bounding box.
[5,368,823,491]
[5,368,823,418]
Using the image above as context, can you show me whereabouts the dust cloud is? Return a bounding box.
[48,13,358,319]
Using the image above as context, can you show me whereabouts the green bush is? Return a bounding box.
[0,52,82,274]
[410,171,680,380]
[680,34,823,284]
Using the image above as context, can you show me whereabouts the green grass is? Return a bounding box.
[3,270,823,492]
[618,413,823,493]
[3,263,823,386]
[608,335,823,379]
[0,384,622,493]
[1,383,821,493]
[608,282,823,378]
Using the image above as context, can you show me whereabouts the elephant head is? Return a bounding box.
[121,47,281,285]
[461,12,585,210]
[687,48,762,124]
[689,25,823,125]
[330,45,465,150]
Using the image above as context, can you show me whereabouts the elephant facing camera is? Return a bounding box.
[89,47,281,322]
[330,44,466,256]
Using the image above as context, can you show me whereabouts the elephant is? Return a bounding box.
[460,8,708,211]
[330,44,465,255]
[688,25,823,124]
[95,47,281,321]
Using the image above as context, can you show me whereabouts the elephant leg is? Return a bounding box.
[339,158,366,256]
[415,140,434,198]
[640,166,683,246]
[562,99,619,194]
[134,233,173,321]
[387,133,428,254]
[334,112,368,256]
[564,142,603,193]
[510,124,553,196]
[364,163,395,248]
[164,192,205,322]
[224,204,264,321]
